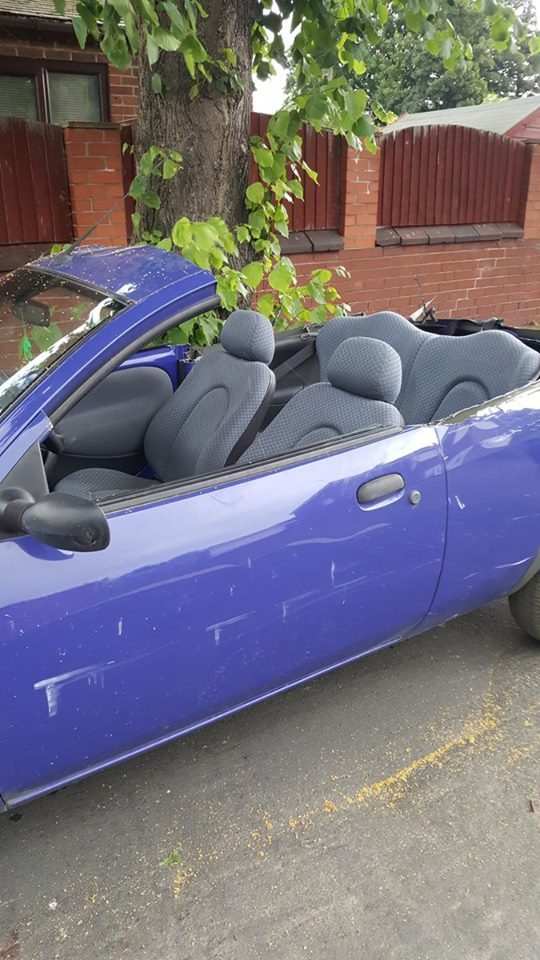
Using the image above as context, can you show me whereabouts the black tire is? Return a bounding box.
[509,572,540,641]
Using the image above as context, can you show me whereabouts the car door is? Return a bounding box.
[0,424,446,808]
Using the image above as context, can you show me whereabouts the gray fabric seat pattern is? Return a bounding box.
[57,309,276,500]
[239,337,403,465]
[55,467,156,501]
[316,311,540,424]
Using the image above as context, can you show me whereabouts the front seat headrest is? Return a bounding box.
[327,337,402,403]
[221,309,275,364]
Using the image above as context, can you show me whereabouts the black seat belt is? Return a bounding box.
[272,338,317,383]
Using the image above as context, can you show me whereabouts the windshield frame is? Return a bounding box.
[0,266,130,422]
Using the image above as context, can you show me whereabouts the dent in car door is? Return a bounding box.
[0,425,446,806]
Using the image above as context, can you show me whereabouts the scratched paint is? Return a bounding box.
[33,662,117,718]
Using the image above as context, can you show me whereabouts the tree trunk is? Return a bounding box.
[136,0,256,240]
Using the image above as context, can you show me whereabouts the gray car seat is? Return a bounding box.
[239,337,403,464]
[316,311,540,424]
[56,310,276,500]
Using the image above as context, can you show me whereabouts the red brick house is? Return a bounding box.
[0,0,137,125]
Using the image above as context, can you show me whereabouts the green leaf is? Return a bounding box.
[288,179,303,199]
[246,181,265,204]
[162,1,186,31]
[257,293,276,318]
[223,47,237,66]
[146,33,159,67]
[268,262,295,294]
[343,88,368,125]
[151,72,162,94]
[154,28,181,52]
[135,0,159,27]
[141,189,161,209]
[376,2,389,26]
[73,15,88,49]
[184,51,196,78]
[247,209,266,236]
[108,0,132,17]
[305,93,328,125]
[124,12,140,54]
[101,30,131,70]
[162,157,180,179]
[191,221,220,250]
[242,261,264,289]
[129,174,148,200]
[160,850,183,867]
[352,114,375,138]
[312,268,332,284]
[182,32,208,64]
[252,144,274,168]
[76,3,100,40]
[165,322,190,345]
[171,218,193,248]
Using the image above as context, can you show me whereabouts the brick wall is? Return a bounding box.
[63,124,128,247]
[108,64,138,124]
[290,141,540,326]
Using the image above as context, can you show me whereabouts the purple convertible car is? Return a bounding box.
[1,244,539,811]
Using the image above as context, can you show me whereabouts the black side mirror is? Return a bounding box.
[0,488,110,552]
[13,299,51,327]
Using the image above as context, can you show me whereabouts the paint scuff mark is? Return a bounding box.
[34,661,117,718]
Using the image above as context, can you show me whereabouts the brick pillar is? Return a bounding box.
[524,143,540,240]
[63,122,128,247]
[108,65,139,124]
[341,143,381,250]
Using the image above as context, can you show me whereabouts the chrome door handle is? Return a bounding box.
[357,473,405,504]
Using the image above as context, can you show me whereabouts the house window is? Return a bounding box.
[48,72,102,125]
[0,59,108,124]
[0,75,38,121]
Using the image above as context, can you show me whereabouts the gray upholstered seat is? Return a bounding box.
[316,311,540,423]
[56,310,276,500]
[239,337,403,464]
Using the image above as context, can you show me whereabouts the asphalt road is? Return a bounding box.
[1,598,539,960]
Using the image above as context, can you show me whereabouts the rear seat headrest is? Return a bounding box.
[221,309,275,364]
[327,337,402,403]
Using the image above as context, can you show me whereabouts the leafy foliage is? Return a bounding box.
[346,0,540,113]
[54,0,538,344]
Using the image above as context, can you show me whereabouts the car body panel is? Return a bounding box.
[0,426,446,807]
[118,344,182,389]
[1,246,539,810]
[38,244,207,304]
[423,383,540,626]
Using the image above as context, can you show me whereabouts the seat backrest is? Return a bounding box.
[144,310,275,480]
[239,337,403,464]
[399,327,540,423]
[316,311,540,423]
[316,311,429,408]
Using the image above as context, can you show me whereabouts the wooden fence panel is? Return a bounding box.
[0,117,72,244]
[121,114,343,237]
[378,124,530,227]
[250,112,343,232]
